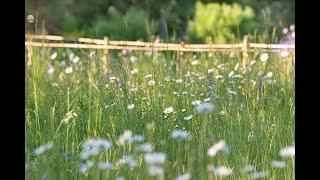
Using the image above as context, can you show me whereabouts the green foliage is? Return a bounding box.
[60,13,79,35]
[83,7,158,41]
[186,2,256,43]
[25,0,294,41]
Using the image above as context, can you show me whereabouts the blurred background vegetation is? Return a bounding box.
[25,0,294,43]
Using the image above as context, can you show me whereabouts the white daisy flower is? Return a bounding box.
[148,80,155,86]
[48,66,55,74]
[127,104,135,110]
[175,79,183,84]
[283,28,289,34]
[50,52,57,60]
[183,115,193,121]
[72,56,79,63]
[251,171,269,179]
[148,165,164,176]
[233,74,243,78]
[219,111,226,116]
[130,56,138,62]
[69,52,75,61]
[280,50,289,57]
[122,49,129,55]
[250,60,256,66]
[65,67,73,74]
[60,60,66,67]
[204,98,211,102]
[213,166,232,177]
[136,143,153,153]
[144,152,166,165]
[164,76,171,81]
[208,68,214,74]
[130,68,138,75]
[279,145,295,158]
[234,63,239,71]
[176,173,191,180]
[264,72,273,79]
[191,60,200,66]
[260,53,268,62]
[163,107,174,114]
[271,160,286,169]
[228,71,235,78]
[217,64,225,69]
[215,75,223,79]
[129,87,138,92]
[227,89,237,95]
[145,74,153,79]
[89,51,95,58]
[191,100,201,106]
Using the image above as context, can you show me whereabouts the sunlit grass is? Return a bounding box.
[25,47,294,179]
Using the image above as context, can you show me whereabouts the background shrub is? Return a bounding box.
[186,2,256,43]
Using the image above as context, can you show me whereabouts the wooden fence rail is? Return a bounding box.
[25,34,295,51]
[25,34,295,69]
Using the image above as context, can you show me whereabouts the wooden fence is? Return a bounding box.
[25,34,295,52]
[25,34,295,73]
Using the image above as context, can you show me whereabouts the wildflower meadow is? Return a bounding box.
[25,42,295,179]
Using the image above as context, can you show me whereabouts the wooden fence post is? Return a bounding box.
[177,41,184,75]
[242,35,249,68]
[102,36,109,76]
[26,38,33,68]
[26,15,34,66]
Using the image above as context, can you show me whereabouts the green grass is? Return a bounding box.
[25,47,294,179]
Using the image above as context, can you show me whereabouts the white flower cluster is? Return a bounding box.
[61,111,78,124]
[80,139,112,160]
[34,141,54,156]
[117,130,133,146]
[144,152,166,177]
[144,152,166,165]
[163,107,174,114]
[171,130,189,140]
[195,103,214,114]
[208,140,229,157]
